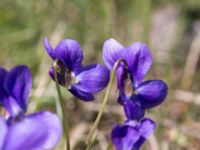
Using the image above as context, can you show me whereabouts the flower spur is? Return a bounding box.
[0,65,61,150]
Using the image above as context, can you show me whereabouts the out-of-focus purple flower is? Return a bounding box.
[0,66,32,116]
[103,39,168,120]
[0,66,61,150]
[44,38,110,101]
[111,118,156,150]
[0,112,61,150]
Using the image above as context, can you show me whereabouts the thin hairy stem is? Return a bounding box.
[85,131,97,150]
[54,60,70,150]
[86,59,127,148]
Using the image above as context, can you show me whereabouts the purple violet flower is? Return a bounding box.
[0,66,61,150]
[103,39,168,120]
[44,38,110,101]
[111,118,156,150]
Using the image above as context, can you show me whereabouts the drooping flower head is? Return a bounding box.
[44,38,110,101]
[103,39,168,120]
[0,66,61,150]
[111,118,156,150]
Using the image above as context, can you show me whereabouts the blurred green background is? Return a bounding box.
[1,0,200,149]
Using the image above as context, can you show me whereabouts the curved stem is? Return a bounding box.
[53,60,70,150]
[85,131,97,150]
[86,59,127,148]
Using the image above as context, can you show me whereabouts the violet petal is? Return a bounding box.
[111,118,156,150]
[44,37,57,60]
[75,64,110,93]
[123,42,152,84]
[0,116,7,149]
[139,118,156,139]
[102,39,124,70]
[3,111,61,150]
[111,123,140,150]
[4,65,32,112]
[3,97,22,117]
[137,80,168,109]
[69,85,94,101]
[55,39,83,72]
[116,63,127,94]
[122,96,145,120]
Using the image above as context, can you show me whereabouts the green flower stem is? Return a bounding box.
[85,132,97,150]
[86,59,127,148]
[53,60,70,150]
[106,140,113,150]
